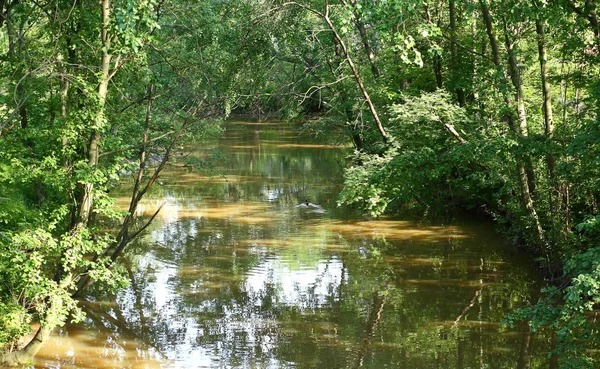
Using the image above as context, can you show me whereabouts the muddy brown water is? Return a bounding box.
[32,120,550,368]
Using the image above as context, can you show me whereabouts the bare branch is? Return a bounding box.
[442,122,467,144]
[125,202,164,246]
[453,289,481,327]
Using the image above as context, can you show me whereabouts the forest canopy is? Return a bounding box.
[0,0,599,367]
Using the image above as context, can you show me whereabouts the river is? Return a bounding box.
[32,120,550,368]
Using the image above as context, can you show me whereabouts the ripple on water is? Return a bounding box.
[32,120,547,369]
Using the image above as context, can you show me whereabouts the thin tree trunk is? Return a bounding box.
[59,59,70,164]
[343,0,380,78]
[479,0,546,248]
[76,0,112,228]
[475,21,487,118]
[502,20,528,137]
[425,3,443,89]
[517,326,532,369]
[356,21,379,78]
[449,0,465,106]
[434,54,443,88]
[502,18,537,195]
[536,20,555,152]
[62,0,115,290]
[319,3,388,143]
[73,83,154,296]
[6,4,28,130]
[536,18,562,242]
[479,0,512,132]
[74,95,204,297]
[560,58,568,125]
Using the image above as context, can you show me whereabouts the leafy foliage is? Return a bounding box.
[246,1,600,366]
[1,0,600,365]
[0,0,248,361]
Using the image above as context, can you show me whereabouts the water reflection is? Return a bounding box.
[245,256,345,309]
[32,120,551,369]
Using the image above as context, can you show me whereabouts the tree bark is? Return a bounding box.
[0,326,50,367]
[320,3,389,144]
[535,19,556,179]
[345,0,380,78]
[502,18,537,195]
[449,0,465,106]
[76,0,112,228]
[479,0,546,247]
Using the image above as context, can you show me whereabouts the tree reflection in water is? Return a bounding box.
[33,121,552,369]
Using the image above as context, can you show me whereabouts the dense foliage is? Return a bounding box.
[0,0,259,365]
[1,0,600,367]
[236,0,600,367]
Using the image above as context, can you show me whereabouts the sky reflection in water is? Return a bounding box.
[32,120,549,369]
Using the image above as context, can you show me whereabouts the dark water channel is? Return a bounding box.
[33,120,550,368]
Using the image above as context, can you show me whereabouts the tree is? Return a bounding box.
[0,0,246,364]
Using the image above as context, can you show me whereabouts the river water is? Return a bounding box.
[32,120,550,368]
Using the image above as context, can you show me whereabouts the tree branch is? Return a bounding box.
[453,289,481,327]
[440,32,496,65]
[98,130,174,158]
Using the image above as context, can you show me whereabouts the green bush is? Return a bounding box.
[0,303,31,353]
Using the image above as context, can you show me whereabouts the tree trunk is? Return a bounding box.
[6,3,28,130]
[0,326,50,367]
[59,56,70,165]
[474,20,487,118]
[74,91,202,297]
[560,56,569,126]
[479,0,546,247]
[434,54,443,88]
[0,293,67,367]
[356,20,379,78]
[320,4,389,144]
[75,0,112,229]
[449,0,465,106]
[535,19,556,179]
[479,0,512,132]
[425,3,443,90]
[502,18,536,195]
[345,0,380,78]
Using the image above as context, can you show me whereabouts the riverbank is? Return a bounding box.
[25,120,554,368]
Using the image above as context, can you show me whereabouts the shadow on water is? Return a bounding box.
[31,120,553,369]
